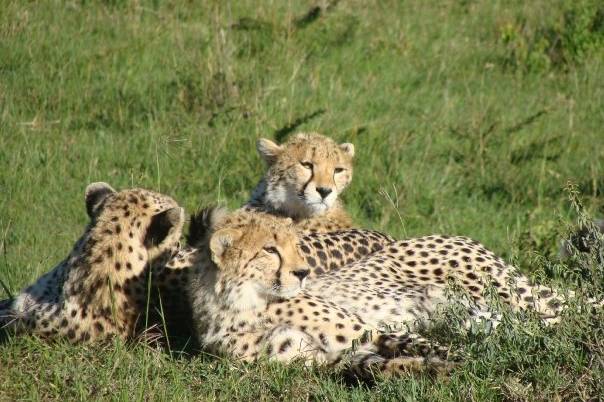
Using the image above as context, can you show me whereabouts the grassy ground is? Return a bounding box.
[1,0,603,400]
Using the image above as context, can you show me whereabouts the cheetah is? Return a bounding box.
[145,208,394,342]
[154,133,375,339]
[244,132,356,233]
[186,208,595,376]
[238,132,573,319]
[301,234,577,326]
[187,208,457,377]
[213,210,573,324]
[0,182,185,343]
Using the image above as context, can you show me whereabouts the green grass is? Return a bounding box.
[1,0,604,400]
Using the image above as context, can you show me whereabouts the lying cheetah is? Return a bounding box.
[0,182,185,343]
[152,133,361,338]
[187,208,597,375]
[212,208,572,323]
[148,208,395,342]
[238,133,575,319]
[244,132,356,233]
[187,208,454,377]
[302,235,575,326]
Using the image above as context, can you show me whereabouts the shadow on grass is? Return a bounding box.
[274,109,326,142]
[0,297,15,345]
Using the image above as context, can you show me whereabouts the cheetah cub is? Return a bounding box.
[188,208,455,377]
[186,207,597,377]
[0,182,185,343]
[245,132,355,233]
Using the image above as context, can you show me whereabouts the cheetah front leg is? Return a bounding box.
[263,326,331,365]
[369,331,453,360]
[221,326,330,366]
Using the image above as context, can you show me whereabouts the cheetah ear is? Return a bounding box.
[257,138,283,165]
[187,206,229,248]
[85,182,116,219]
[209,228,242,266]
[144,207,185,250]
[339,142,355,158]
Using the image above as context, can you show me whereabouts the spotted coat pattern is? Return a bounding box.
[0,183,185,343]
[244,132,355,233]
[186,209,585,377]
[187,210,457,377]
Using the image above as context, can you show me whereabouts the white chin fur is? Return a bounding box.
[266,183,336,217]
[303,187,337,212]
[264,283,303,299]
[276,286,303,299]
[307,202,328,215]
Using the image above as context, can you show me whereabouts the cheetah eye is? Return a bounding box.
[263,246,279,255]
[300,161,313,170]
[334,167,345,174]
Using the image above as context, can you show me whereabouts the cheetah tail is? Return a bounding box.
[346,349,457,380]
[345,331,459,379]
[187,206,229,248]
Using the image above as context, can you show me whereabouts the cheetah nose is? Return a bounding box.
[316,187,332,199]
[292,268,310,281]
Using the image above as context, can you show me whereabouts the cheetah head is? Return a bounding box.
[192,208,310,308]
[256,133,354,219]
[84,182,185,265]
[5,182,186,337]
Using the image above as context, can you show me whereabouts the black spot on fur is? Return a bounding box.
[279,339,292,353]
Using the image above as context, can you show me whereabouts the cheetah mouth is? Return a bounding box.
[306,201,329,211]
[279,288,302,298]
[267,285,302,299]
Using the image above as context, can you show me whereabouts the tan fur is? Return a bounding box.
[186,210,591,377]
[245,132,355,233]
[301,234,574,326]
[188,210,455,377]
[0,183,185,342]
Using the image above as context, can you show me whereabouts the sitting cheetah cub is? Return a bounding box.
[244,132,356,233]
[0,182,185,343]
[188,208,456,377]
